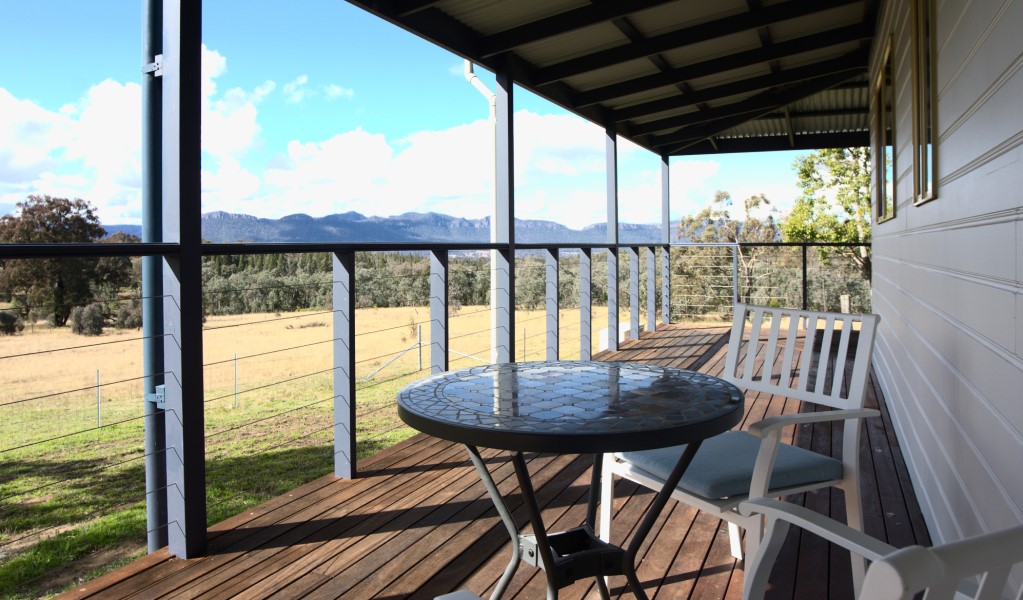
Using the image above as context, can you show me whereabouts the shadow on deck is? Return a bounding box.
[61,324,929,600]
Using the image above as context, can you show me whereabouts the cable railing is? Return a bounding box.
[0,239,866,597]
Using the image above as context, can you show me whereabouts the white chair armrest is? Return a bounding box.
[739,497,894,562]
[748,408,880,437]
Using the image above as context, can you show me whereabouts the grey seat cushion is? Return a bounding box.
[617,430,844,499]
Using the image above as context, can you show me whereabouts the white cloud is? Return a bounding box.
[2,41,712,231]
[325,84,355,101]
[282,75,310,104]
[0,81,142,223]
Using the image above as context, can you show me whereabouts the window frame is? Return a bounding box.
[873,35,896,224]
[912,0,938,205]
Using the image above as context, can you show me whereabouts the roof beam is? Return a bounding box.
[574,23,870,107]
[629,56,864,137]
[669,131,870,155]
[617,49,867,129]
[648,66,866,153]
[531,0,862,85]
[479,0,677,58]
[395,0,443,18]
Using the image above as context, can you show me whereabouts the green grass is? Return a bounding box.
[0,370,420,599]
[0,304,597,598]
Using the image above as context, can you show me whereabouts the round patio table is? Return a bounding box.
[397,361,743,600]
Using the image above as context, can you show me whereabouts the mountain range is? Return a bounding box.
[107,211,664,245]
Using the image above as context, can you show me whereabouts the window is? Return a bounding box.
[874,37,896,223]
[913,0,937,203]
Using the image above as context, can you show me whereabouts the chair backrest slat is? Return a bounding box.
[830,320,852,398]
[725,303,880,410]
[813,315,837,397]
[763,312,783,386]
[779,313,799,389]
[745,307,764,383]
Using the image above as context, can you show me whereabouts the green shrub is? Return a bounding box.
[114,302,142,329]
[70,303,105,336]
[0,310,23,335]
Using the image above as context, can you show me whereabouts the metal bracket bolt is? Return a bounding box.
[145,384,166,409]
[142,54,164,77]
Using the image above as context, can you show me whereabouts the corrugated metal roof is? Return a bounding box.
[348,0,879,155]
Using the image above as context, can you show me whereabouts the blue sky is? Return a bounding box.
[0,1,808,230]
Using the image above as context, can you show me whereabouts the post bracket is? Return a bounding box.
[145,384,166,409]
[142,54,164,77]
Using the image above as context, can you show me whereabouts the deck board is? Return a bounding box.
[61,323,929,600]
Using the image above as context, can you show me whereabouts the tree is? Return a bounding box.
[0,195,112,326]
[783,147,872,279]
[676,191,781,309]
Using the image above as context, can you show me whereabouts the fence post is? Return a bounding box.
[233,353,238,409]
[97,370,101,427]
[417,324,423,372]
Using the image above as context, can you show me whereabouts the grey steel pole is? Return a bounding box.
[142,0,168,552]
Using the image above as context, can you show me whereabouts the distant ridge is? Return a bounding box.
[105,211,663,244]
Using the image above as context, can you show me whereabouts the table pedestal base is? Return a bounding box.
[464,441,702,600]
[520,525,623,586]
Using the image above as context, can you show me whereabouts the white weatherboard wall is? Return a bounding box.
[869,0,1023,591]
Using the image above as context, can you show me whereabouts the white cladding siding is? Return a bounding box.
[870,0,1023,590]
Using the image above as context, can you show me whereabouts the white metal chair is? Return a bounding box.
[741,497,1023,600]
[601,303,880,591]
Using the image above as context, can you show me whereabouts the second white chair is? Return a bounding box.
[600,303,880,591]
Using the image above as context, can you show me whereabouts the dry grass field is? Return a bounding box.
[0,304,623,598]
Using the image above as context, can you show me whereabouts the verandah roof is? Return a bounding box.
[346,0,878,156]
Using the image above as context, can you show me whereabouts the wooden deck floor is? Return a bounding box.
[61,324,930,600]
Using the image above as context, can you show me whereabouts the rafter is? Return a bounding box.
[648,67,866,153]
[614,50,867,132]
[670,131,870,155]
[478,0,677,58]
[574,23,870,108]
[531,0,861,85]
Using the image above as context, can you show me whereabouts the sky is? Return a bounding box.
[0,0,809,231]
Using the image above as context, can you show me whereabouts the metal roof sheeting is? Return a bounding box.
[347,0,879,155]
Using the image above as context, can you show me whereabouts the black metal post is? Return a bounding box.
[141,0,167,553]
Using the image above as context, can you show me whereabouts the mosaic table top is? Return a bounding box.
[397,361,743,453]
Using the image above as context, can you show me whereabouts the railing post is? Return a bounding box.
[802,244,809,310]
[607,248,619,352]
[332,251,356,479]
[161,0,206,559]
[661,245,670,325]
[430,250,448,374]
[661,155,671,326]
[629,247,639,341]
[732,244,739,305]
[580,248,592,360]
[545,248,559,361]
[646,247,655,333]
